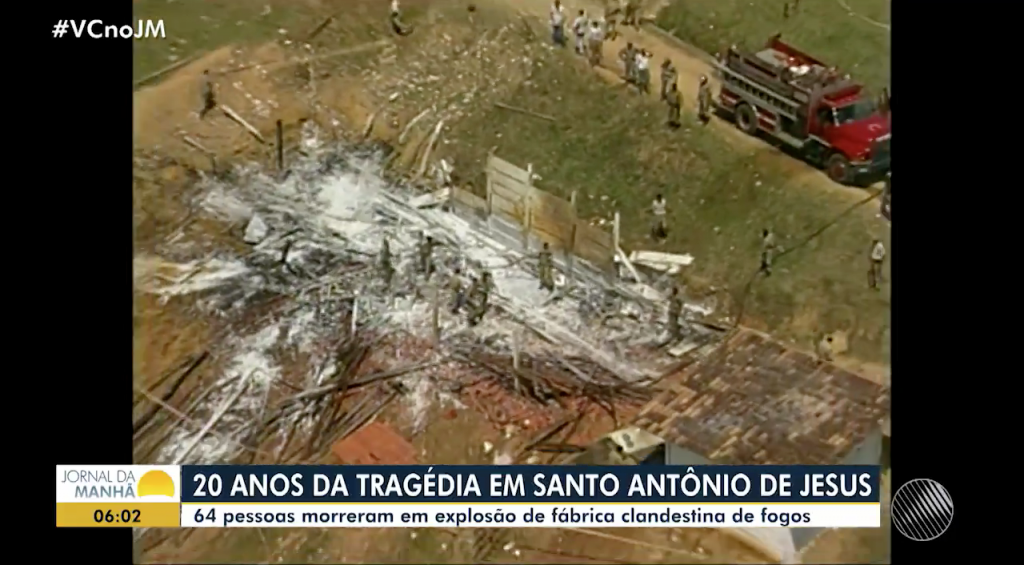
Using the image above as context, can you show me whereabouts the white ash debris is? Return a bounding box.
[155,322,284,465]
[136,127,718,464]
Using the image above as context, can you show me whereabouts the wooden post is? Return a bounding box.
[512,327,522,397]
[567,191,578,285]
[431,284,441,349]
[522,164,534,250]
[276,120,284,171]
[612,211,621,277]
[350,296,359,338]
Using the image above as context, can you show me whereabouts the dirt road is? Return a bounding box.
[495,0,886,206]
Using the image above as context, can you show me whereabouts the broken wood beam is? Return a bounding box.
[616,246,642,283]
[494,102,555,122]
[220,105,267,144]
[172,378,249,465]
[182,135,215,156]
[133,352,209,436]
[276,120,284,171]
[398,109,431,144]
[306,15,335,41]
[415,119,446,180]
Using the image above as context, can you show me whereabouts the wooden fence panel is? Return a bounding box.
[574,223,615,268]
[484,154,616,271]
[486,155,531,225]
[530,189,575,249]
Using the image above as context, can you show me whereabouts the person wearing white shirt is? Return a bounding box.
[869,239,886,289]
[572,10,588,55]
[635,50,651,94]
[550,0,566,47]
[586,20,605,66]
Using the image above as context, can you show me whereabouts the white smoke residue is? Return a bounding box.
[135,131,720,466]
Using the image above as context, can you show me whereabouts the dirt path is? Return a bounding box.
[493,0,885,208]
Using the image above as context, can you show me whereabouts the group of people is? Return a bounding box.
[550,1,714,128]
[376,234,562,328]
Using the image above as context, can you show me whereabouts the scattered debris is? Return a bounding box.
[243,214,269,244]
[629,249,695,275]
[220,104,267,144]
[408,188,451,209]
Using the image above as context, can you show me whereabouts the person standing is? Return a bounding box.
[665,83,682,127]
[572,10,588,55]
[538,242,556,291]
[760,228,777,276]
[586,19,605,67]
[378,236,394,289]
[816,334,834,362]
[660,58,677,101]
[619,42,637,84]
[550,1,567,47]
[667,286,684,339]
[869,239,886,289]
[635,49,651,94]
[651,194,668,240]
[697,75,712,122]
[199,70,217,119]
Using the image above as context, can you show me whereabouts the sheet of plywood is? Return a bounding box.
[487,154,531,184]
[531,190,574,246]
[453,188,487,213]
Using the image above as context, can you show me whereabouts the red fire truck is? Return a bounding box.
[714,35,891,186]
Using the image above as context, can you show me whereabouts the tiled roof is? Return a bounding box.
[331,422,418,465]
[632,328,890,465]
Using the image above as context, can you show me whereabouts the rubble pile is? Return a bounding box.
[133,128,721,466]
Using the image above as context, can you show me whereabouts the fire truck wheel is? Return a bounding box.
[826,153,851,184]
[735,104,758,135]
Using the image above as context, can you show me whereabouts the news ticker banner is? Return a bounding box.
[56,465,881,528]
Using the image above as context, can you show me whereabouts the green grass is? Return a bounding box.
[657,0,890,91]
[444,47,890,364]
[133,0,322,80]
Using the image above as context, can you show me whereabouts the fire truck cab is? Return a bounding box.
[714,35,891,186]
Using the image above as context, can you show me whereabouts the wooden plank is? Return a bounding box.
[487,155,531,184]
[576,223,614,250]
[453,189,488,212]
[489,179,528,202]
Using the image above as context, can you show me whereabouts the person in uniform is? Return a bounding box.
[816,334,834,362]
[199,70,217,119]
[697,75,712,122]
[538,242,555,291]
[619,42,637,84]
[586,19,605,67]
[448,267,467,314]
[667,286,684,339]
[869,239,886,289]
[467,270,493,326]
[651,194,668,240]
[760,228,777,276]
[666,83,682,127]
[660,58,677,101]
[572,10,588,55]
[418,233,437,278]
[550,0,567,47]
[378,236,394,289]
[623,0,639,27]
[635,49,651,94]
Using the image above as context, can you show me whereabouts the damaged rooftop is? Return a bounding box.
[632,328,891,466]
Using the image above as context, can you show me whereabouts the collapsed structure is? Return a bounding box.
[134,127,890,563]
